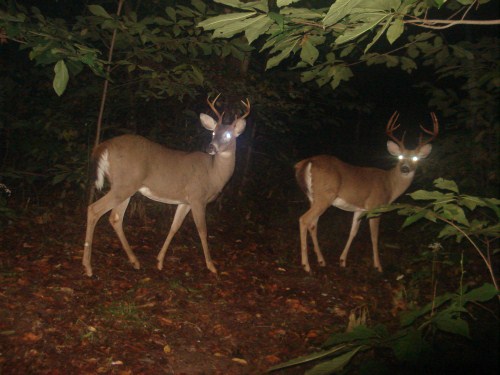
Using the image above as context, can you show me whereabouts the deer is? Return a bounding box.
[295,112,438,273]
[82,95,250,277]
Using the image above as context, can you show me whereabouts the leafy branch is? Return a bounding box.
[367,178,500,290]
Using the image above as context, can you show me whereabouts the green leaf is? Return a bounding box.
[391,329,424,362]
[197,12,256,31]
[165,6,176,22]
[53,60,69,96]
[300,40,319,66]
[409,189,449,201]
[401,56,417,73]
[323,0,360,27]
[266,38,299,69]
[323,325,379,347]
[244,15,274,44]
[386,18,404,44]
[402,209,429,228]
[88,4,112,19]
[215,0,269,12]
[483,198,500,218]
[462,283,499,303]
[281,7,323,20]
[442,205,469,226]
[267,344,349,372]
[336,14,388,45]
[433,315,470,338]
[400,293,453,327]
[330,64,353,89]
[306,346,364,375]
[434,178,459,193]
[190,0,206,13]
[277,0,301,6]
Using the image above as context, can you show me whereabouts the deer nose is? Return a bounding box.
[207,143,218,155]
[400,164,410,174]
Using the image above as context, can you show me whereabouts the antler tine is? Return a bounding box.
[207,93,224,124]
[238,98,251,120]
[385,111,405,149]
[418,112,439,148]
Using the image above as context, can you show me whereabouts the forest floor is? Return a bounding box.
[0,198,497,374]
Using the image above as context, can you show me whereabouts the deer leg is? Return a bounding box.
[299,202,328,272]
[109,197,140,270]
[339,210,363,268]
[190,203,217,273]
[308,216,326,267]
[369,217,383,272]
[157,204,191,271]
[83,192,128,277]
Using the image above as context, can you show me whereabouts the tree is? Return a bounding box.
[198,0,499,89]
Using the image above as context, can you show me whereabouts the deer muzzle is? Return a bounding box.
[207,143,218,155]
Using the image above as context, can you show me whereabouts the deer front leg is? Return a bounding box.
[339,211,362,268]
[157,204,191,271]
[369,217,383,272]
[190,203,217,273]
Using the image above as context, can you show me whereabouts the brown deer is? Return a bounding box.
[82,95,250,276]
[295,112,438,272]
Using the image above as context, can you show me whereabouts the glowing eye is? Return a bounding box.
[224,132,231,141]
[398,155,404,160]
[412,156,419,162]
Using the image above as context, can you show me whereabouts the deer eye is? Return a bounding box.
[223,131,232,141]
[412,156,419,162]
[398,155,404,160]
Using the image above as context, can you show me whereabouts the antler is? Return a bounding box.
[417,112,439,148]
[238,98,251,120]
[207,93,224,125]
[385,111,406,150]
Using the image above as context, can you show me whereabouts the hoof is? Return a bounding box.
[302,264,311,273]
[207,263,218,274]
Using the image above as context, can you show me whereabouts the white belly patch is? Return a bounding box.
[139,187,183,205]
[332,197,365,212]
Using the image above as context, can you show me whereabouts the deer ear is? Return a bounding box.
[233,119,246,136]
[387,140,402,156]
[200,114,217,131]
[417,144,432,159]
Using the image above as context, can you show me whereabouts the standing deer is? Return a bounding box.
[295,112,438,272]
[82,95,250,276]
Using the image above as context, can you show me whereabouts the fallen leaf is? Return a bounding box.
[265,355,281,364]
[232,358,248,365]
[22,332,42,342]
[306,330,319,339]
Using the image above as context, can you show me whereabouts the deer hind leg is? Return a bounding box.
[339,210,363,268]
[109,197,140,270]
[189,203,217,273]
[308,216,326,267]
[83,192,130,277]
[157,204,191,271]
[369,217,383,272]
[299,201,329,272]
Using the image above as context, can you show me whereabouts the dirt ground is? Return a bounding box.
[0,199,466,374]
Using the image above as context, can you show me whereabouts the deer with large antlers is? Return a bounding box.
[82,95,250,276]
[295,112,438,273]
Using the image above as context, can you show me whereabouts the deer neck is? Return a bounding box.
[211,142,237,186]
[388,163,415,203]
